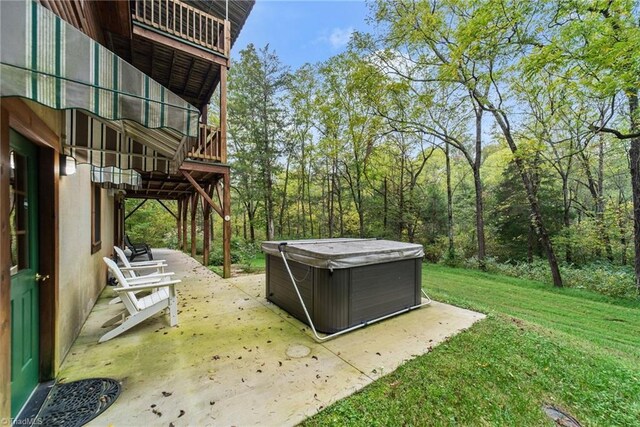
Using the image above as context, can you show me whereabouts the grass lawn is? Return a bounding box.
[249,252,266,269]
[304,264,640,426]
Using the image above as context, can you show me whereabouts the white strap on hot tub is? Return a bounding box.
[277,243,432,342]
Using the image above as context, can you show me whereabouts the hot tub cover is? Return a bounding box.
[261,238,424,270]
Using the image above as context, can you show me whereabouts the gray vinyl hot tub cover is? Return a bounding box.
[261,238,425,270]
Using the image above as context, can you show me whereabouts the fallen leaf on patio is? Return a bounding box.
[162,391,172,397]
[178,410,185,418]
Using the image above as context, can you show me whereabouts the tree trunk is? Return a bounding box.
[383,176,388,235]
[399,156,405,240]
[473,167,486,268]
[243,211,247,241]
[492,111,563,286]
[618,195,628,266]
[596,137,614,261]
[445,143,455,261]
[279,154,291,236]
[473,108,486,268]
[300,141,307,237]
[627,90,640,291]
[337,183,345,237]
[328,160,334,237]
[247,203,256,243]
[561,174,572,263]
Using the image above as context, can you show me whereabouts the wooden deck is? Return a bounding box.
[132,0,229,57]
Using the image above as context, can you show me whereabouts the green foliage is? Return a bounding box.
[222,0,639,289]
[208,237,261,273]
[463,257,638,299]
[490,160,565,262]
[125,200,178,249]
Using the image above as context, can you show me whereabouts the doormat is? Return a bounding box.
[36,378,121,427]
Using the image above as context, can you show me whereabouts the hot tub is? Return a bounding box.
[261,239,425,334]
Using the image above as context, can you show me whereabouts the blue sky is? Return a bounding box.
[232,1,372,69]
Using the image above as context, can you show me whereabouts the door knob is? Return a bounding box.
[35,273,50,282]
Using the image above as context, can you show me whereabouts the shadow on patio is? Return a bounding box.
[59,249,484,426]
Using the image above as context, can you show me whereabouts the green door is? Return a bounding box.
[9,130,39,416]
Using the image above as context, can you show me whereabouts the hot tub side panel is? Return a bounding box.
[266,254,423,334]
[313,268,350,333]
[349,258,422,325]
[266,255,314,325]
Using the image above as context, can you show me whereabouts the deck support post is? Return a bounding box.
[181,195,188,251]
[176,198,183,250]
[220,63,230,277]
[190,193,198,258]
[222,171,231,278]
[202,184,213,266]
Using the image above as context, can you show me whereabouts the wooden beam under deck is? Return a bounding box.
[180,161,229,175]
[180,170,223,217]
[133,25,229,67]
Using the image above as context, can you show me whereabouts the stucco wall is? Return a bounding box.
[57,164,114,365]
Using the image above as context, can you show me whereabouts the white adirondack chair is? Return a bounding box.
[109,246,170,305]
[101,257,180,343]
[114,246,167,278]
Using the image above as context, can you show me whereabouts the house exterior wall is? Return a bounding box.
[57,164,114,364]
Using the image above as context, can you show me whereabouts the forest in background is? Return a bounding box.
[127,0,640,298]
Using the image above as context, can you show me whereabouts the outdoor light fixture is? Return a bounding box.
[60,154,77,176]
[9,151,15,180]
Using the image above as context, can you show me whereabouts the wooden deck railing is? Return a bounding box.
[131,0,229,56]
[175,124,225,167]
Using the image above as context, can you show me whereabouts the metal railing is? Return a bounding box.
[131,0,228,56]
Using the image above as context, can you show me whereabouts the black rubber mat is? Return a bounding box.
[36,378,121,427]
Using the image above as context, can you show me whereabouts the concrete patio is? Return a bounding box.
[59,249,485,426]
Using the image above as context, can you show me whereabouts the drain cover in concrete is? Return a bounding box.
[543,404,581,427]
[286,344,311,358]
